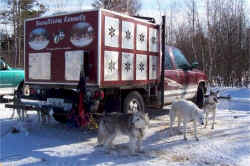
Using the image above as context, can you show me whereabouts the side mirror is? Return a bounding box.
[191,61,199,69]
[179,64,191,71]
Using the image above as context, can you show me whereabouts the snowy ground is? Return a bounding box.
[0,87,250,166]
[0,88,14,96]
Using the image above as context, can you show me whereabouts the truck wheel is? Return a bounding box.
[123,91,145,113]
[53,113,68,124]
[196,84,205,108]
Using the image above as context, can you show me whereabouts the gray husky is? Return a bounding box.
[97,111,150,154]
[203,90,219,129]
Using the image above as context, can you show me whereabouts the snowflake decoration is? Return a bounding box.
[151,36,157,44]
[125,30,131,40]
[108,60,116,72]
[124,62,131,72]
[139,33,145,42]
[109,26,116,38]
[138,62,144,72]
[152,64,156,71]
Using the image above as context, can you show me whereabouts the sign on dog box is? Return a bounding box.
[24,9,160,88]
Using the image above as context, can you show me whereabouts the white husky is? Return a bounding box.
[170,99,204,141]
[203,90,219,129]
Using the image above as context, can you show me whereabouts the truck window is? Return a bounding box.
[165,50,174,69]
[172,48,190,69]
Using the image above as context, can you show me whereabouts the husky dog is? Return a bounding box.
[10,91,28,121]
[10,107,28,121]
[203,90,219,129]
[170,99,204,141]
[38,108,54,124]
[97,111,150,154]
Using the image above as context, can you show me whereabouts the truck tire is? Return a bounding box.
[123,91,145,113]
[196,84,205,108]
[53,113,68,124]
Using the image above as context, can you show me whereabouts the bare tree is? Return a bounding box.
[0,0,47,67]
[92,0,141,16]
[166,0,249,87]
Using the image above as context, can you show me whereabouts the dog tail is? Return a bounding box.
[97,120,106,145]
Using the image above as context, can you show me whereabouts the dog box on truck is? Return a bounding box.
[24,9,160,88]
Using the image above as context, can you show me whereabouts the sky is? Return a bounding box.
[42,0,250,23]
[43,0,181,20]
[39,0,195,24]
[1,0,250,33]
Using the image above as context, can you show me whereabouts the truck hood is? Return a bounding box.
[9,67,24,72]
[193,69,208,80]
[9,67,25,78]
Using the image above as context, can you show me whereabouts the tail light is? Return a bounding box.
[24,85,30,96]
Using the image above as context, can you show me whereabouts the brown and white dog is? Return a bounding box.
[38,108,54,124]
[203,90,219,129]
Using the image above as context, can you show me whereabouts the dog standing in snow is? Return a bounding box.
[170,99,204,141]
[10,90,28,121]
[10,106,28,121]
[38,108,54,124]
[203,90,219,129]
[97,111,150,154]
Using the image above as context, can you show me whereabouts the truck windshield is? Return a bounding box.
[165,49,174,69]
[172,48,191,69]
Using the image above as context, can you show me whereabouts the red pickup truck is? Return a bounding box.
[163,46,207,107]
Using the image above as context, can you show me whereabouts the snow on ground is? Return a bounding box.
[0,88,14,96]
[0,87,250,166]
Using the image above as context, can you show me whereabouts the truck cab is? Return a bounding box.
[163,46,207,107]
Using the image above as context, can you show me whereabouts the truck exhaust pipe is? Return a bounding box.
[160,16,166,108]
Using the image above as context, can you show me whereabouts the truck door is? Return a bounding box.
[163,47,183,104]
[171,47,197,99]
